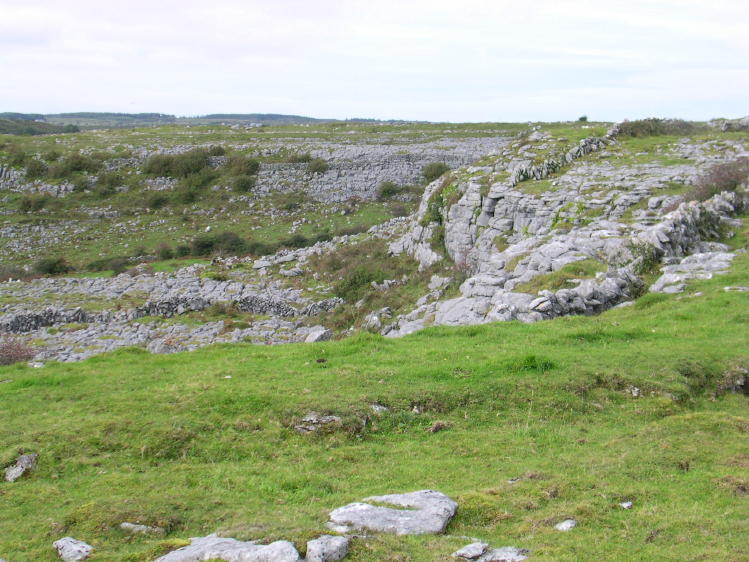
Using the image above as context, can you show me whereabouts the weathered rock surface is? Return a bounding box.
[295,412,343,434]
[53,537,93,561]
[554,519,577,531]
[4,452,38,482]
[328,490,458,535]
[305,535,350,562]
[155,534,302,562]
[119,521,165,535]
[452,542,529,561]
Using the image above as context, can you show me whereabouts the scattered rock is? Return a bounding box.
[119,521,165,535]
[619,501,633,509]
[294,412,342,433]
[554,519,577,531]
[305,326,333,343]
[452,542,529,561]
[53,537,93,561]
[4,452,38,482]
[154,534,302,562]
[427,421,450,433]
[452,542,489,558]
[328,489,458,535]
[305,534,350,562]
[724,286,749,292]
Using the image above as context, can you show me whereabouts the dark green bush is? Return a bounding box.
[578,115,588,122]
[19,194,51,213]
[333,264,387,302]
[617,118,695,138]
[144,149,211,178]
[377,181,401,200]
[190,231,248,256]
[422,162,450,183]
[175,245,191,257]
[87,256,129,274]
[157,243,174,260]
[43,149,61,162]
[308,158,329,174]
[25,159,48,180]
[34,257,73,276]
[147,193,170,209]
[225,155,260,176]
[47,153,101,179]
[207,145,225,156]
[232,175,256,193]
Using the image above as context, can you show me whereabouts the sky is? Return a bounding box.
[1,0,747,122]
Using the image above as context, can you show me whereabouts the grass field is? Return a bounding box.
[2,247,748,560]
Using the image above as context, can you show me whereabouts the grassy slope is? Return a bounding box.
[1,245,748,560]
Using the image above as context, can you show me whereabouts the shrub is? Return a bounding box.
[308,158,329,174]
[43,149,61,162]
[144,149,211,178]
[286,152,312,163]
[0,338,35,365]
[617,118,695,138]
[377,181,401,201]
[147,193,170,209]
[225,155,260,176]
[19,195,51,213]
[390,204,409,217]
[25,159,48,180]
[334,264,387,302]
[207,145,226,156]
[685,157,749,202]
[175,245,191,257]
[190,231,248,256]
[578,115,588,122]
[156,243,174,260]
[422,162,450,183]
[0,265,27,281]
[34,257,73,276]
[232,175,256,193]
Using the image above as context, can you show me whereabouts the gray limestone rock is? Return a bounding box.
[154,534,302,562]
[305,535,350,562]
[119,521,165,535]
[452,543,529,561]
[554,519,577,531]
[53,537,93,561]
[4,452,38,482]
[305,326,333,343]
[328,490,458,535]
[294,412,342,434]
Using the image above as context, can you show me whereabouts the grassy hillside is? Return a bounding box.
[2,243,748,560]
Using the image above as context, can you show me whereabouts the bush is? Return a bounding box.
[0,265,27,281]
[147,193,170,209]
[43,149,61,162]
[232,175,256,193]
[207,145,225,156]
[143,149,211,178]
[34,257,73,276]
[25,159,48,180]
[422,162,450,183]
[190,231,248,256]
[617,118,695,138]
[156,243,174,260]
[286,152,312,163]
[578,115,588,122]
[333,264,387,302]
[19,195,51,213]
[308,158,329,174]
[0,338,35,365]
[687,157,749,201]
[225,155,260,176]
[175,245,191,257]
[377,181,401,201]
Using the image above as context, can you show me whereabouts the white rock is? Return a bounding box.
[53,537,93,561]
[452,541,489,558]
[554,519,577,531]
[154,534,302,562]
[619,501,633,509]
[4,453,38,482]
[328,489,458,535]
[119,521,165,535]
[305,535,350,562]
[305,326,332,343]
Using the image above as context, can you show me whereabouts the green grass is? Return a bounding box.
[1,253,748,560]
[512,259,607,294]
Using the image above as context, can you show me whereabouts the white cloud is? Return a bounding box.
[0,0,746,120]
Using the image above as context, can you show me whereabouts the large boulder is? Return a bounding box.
[155,534,302,562]
[328,490,457,535]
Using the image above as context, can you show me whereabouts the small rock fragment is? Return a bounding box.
[554,519,577,531]
[53,537,93,561]
[452,541,489,558]
[119,521,165,535]
[619,501,633,509]
[452,542,529,561]
[305,535,350,562]
[4,452,38,482]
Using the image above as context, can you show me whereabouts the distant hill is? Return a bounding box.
[0,118,79,135]
[0,111,418,130]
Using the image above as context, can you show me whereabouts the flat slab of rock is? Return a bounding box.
[294,412,342,433]
[4,452,38,482]
[328,489,457,535]
[119,521,165,535]
[155,534,302,562]
[453,542,529,561]
[53,537,93,561]
[305,535,350,562]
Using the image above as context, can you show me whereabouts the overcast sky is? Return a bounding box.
[1,0,747,122]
